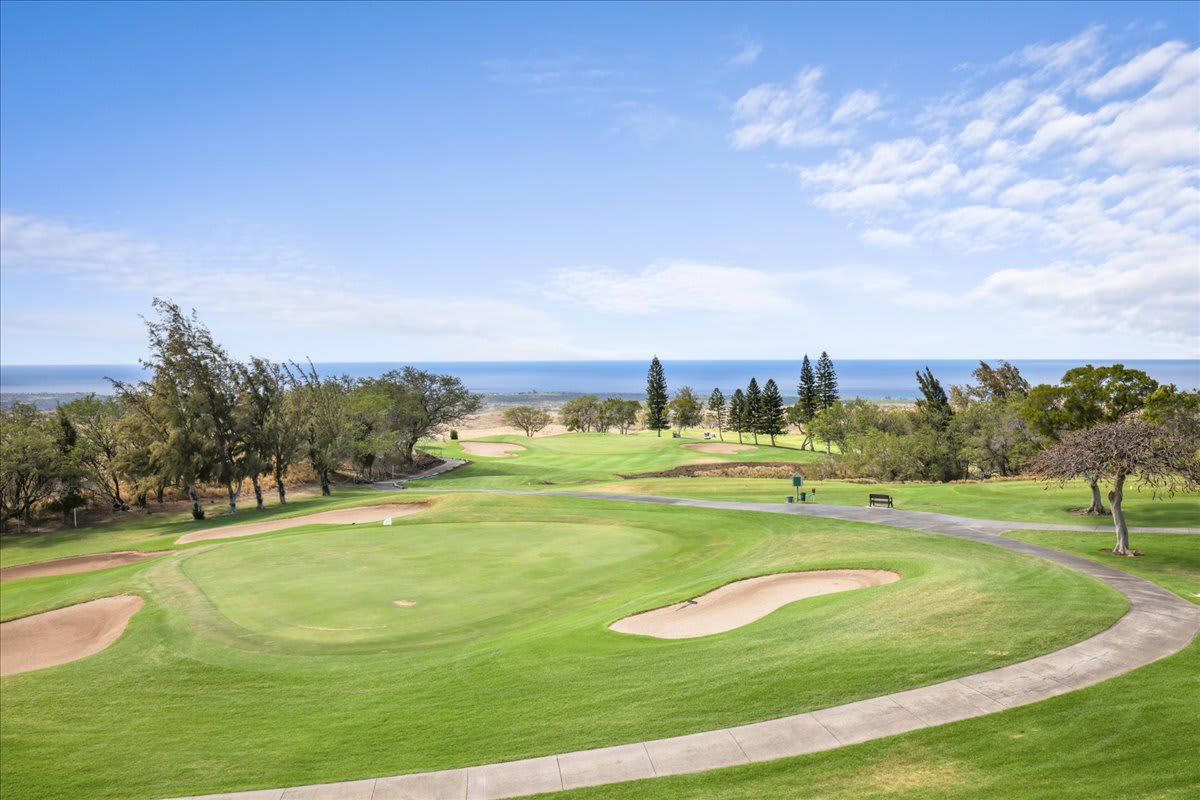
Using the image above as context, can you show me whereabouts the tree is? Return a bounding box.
[967,360,1030,401]
[502,405,552,437]
[707,388,726,441]
[796,355,818,450]
[61,395,131,510]
[0,403,62,531]
[915,366,953,430]
[111,299,225,520]
[645,356,669,436]
[745,378,762,445]
[1024,364,1159,514]
[376,367,482,464]
[51,405,88,523]
[1029,419,1199,555]
[343,382,393,481]
[600,398,640,434]
[951,398,1041,478]
[729,389,747,444]
[669,386,703,434]
[286,360,349,496]
[241,358,303,506]
[1141,385,1200,442]
[816,352,839,410]
[560,395,601,432]
[758,379,787,446]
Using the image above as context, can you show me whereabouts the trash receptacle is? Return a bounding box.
[799,492,807,502]
[786,496,794,503]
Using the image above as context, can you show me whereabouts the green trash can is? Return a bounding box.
[799,492,807,502]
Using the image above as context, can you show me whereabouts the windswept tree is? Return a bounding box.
[796,355,818,450]
[1029,419,1199,555]
[286,360,349,496]
[707,388,727,441]
[729,389,747,444]
[669,386,703,434]
[241,358,303,506]
[758,379,787,446]
[915,366,953,430]
[745,378,762,445]
[111,299,224,520]
[968,360,1030,401]
[645,356,669,436]
[51,406,87,523]
[61,395,131,510]
[1024,364,1159,514]
[503,405,552,437]
[816,352,839,410]
[382,367,482,464]
[600,398,640,434]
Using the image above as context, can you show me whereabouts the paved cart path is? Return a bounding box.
[170,490,1200,800]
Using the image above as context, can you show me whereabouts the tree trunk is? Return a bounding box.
[752,431,758,445]
[1085,479,1107,515]
[769,433,777,446]
[319,470,331,496]
[801,434,813,451]
[112,477,125,509]
[718,426,724,442]
[226,481,240,513]
[275,463,288,505]
[252,475,264,510]
[187,482,204,521]
[737,430,743,444]
[135,490,148,510]
[156,482,166,504]
[1109,473,1132,555]
[656,428,661,437]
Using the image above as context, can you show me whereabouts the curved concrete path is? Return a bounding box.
[370,458,468,490]
[168,492,1200,800]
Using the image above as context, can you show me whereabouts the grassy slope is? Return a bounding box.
[0,493,1123,800]
[549,533,1200,800]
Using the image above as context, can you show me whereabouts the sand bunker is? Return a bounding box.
[610,569,900,639]
[1,595,144,676]
[682,442,755,454]
[459,441,526,457]
[176,503,430,545]
[0,551,172,583]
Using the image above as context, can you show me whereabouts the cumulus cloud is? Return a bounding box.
[859,228,914,249]
[730,68,883,148]
[1085,40,1190,98]
[831,90,883,125]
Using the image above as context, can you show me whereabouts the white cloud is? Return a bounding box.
[1085,40,1189,98]
[831,90,882,125]
[551,261,793,314]
[859,228,914,249]
[998,178,1066,207]
[729,40,763,67]
[1008,25,1104,81]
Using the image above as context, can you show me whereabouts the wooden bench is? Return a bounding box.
[869,493,893,508]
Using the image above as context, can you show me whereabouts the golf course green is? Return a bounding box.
[0,431,1195,800]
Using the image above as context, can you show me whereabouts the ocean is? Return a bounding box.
[2,360,1197,401]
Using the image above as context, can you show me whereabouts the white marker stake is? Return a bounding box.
[383,517,393,526]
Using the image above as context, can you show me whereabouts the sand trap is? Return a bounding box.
[0,551,173,583]
[176,503,430,545]
[610,569,900,639]
[682,443,755,454]
[459,441,526,457]
[1,595,144,676]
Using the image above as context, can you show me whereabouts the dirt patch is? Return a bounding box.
[681,442,755,454]
[0,595,144,676]
[176,502,431,545]
[444,410,569,439]
[0,550,173,583]
[610,569,900,639]
[459,441,526,457]
[392,599,417,608]
[624,462,810,480]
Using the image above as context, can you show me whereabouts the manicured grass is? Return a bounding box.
[1005,530,1200,603]
[549,536,1200,800]
[0,493,1123,800]
[588,476,1200,528]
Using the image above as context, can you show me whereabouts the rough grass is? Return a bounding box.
[0,493,1123,800]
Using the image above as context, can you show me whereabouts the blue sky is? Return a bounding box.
[2,1,1197,364]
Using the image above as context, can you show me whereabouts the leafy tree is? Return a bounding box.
[376,367,482,464]
[816,352,839,410]
[1024,364,1159,514]
[968,360,1030,401]
[645,356,669,437]
[502,405,552,437]
[745,378,762,445]
[240,358,303,505]
[951,398,1041,478]
[796,355,818,449]
[344,382,393,481]
[61,395,131,510]
[707,388,726,441]
[669,386,703,434]
[51,405,88,523]
[111,300,225,520]
[560,395,601,432]
[287,360,349,496]
[0,403,62,531]
[729,389,747,444]
[915,366,953,430]
[757,379,787,446]
[1029,419,1199,555]
[1141,385,1200,442]
[600,398,640,434]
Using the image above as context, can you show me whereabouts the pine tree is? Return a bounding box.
[745,377,762,445]
[708,388,727,441]
[645,356,669,436]
[759,379,787,446]
[816,351,839,410]
[797,354,818,450]
[729,389,746,444]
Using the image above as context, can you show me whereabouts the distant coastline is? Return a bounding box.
[3,359,1197,409]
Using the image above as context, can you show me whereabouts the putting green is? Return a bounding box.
[180,520,662,647]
